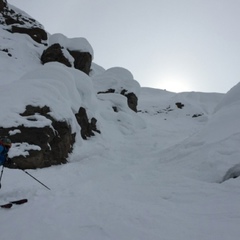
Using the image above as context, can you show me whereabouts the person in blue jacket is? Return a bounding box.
[0,137,12,166]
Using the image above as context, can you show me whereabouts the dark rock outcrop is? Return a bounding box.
[0,0,7,11]
[41,44,92,75]
[68,50,92,75]
[0,105,75,169]
[1,105,101,169]
[0,0,47,44]
[192,113,203,118]
[120,90,138,112]
[175,102,184,109]
[98,89,115,94]
[41,43,71,67]
[11,26,47,44]
[75,107,100,140]
[97,89,138,112]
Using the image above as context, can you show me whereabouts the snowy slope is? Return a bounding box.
[1,85,240,240]
[1,3,240,240]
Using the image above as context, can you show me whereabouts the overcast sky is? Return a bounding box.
[8,0,240,93]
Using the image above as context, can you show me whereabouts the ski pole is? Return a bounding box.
[0,165,4,189]
[21,169,51,190]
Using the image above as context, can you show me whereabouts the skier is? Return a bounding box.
[0,137,12,166]
[0,138,28,207]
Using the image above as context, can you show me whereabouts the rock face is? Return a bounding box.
[75,107,100,140]
[120,90,138,112]
[175,102,185,109]
[0,105,101,169]
[0,0,7,11]
[68,50,92,75]
[41,44,92,75]
[11,26,47,44]
[93,67,140,112]
[0,105,75,169]
[0,1,137,170]
[41,43,72,67]
[98,89,138,112]
[0,0,47,44]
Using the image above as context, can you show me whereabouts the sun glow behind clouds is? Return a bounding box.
[154,74,194,93]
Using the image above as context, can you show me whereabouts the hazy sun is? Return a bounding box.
[155,75,193,93]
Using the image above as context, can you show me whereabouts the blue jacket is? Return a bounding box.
[0,145,9,166]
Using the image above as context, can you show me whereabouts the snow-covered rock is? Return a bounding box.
[0,5,143,168]
[93,67,140,112]
[41,33,93,74]
[0,0,47,44]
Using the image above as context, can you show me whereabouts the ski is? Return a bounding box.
[1,198,28,209]
[1,203,12,209]
[11,199,28,205]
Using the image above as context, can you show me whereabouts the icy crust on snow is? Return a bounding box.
[92,67,141,97]
[49,33,94,58]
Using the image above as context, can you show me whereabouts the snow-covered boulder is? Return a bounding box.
[41,33,93,74]
[0,63,100,169]
[41,43,72,68]
[1,105,75,169]
[93,67,140,112]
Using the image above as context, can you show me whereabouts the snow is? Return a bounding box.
[92,67,141,97]
[49,33,94,58]
[9,143,41,158]
[1,4,240,240]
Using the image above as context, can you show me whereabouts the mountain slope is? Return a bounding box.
[1,85,240,240]
[0,1,240,240]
